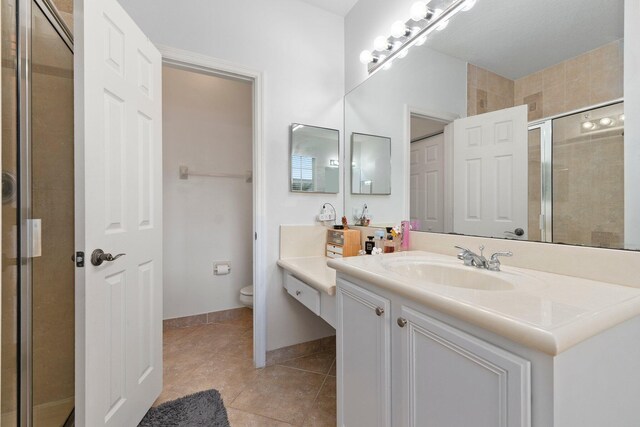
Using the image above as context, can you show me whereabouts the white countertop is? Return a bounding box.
[328,251,640,355]
[278,256,337,296]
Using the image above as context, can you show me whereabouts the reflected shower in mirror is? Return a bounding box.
[343,0,635,250]
[351,133,391,195]
[290,124,340,193]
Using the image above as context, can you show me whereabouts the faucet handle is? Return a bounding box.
[490,251,513,261]
[488,251,513,271]
[454,245,471,253]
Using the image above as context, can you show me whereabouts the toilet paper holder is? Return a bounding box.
[214,262,231,275]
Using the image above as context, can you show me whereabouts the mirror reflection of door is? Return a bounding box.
[409,115,449,233]
[453,105,529,240]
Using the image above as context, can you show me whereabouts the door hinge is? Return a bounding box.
[72,251,85,268]
[255,232,257,241]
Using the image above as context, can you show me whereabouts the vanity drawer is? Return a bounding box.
[327,251,343,259]
[285,274,321,315]
[327,244,343,254]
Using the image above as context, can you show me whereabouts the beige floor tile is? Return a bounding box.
[230,365,325,425]
[187,355,262,404]
[279,351,335,375]
[227,408,296,427]
[303,376,337,427]
[328,359,336,377]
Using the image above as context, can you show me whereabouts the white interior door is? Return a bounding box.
[75,1,163,425]
[453,105,528,239]
[410,133,445,232]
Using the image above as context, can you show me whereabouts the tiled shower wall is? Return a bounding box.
[467,39,624,120]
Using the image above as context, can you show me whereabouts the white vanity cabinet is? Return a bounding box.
[395,306,530,427]
[337,277,531,427]
[336,279,391,427]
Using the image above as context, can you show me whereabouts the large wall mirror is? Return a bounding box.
[290,123,340,193]
[343,0,637,250]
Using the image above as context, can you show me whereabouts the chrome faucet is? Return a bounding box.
[455,245,513,271]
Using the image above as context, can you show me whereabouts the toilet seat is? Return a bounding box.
[240,285,253,296]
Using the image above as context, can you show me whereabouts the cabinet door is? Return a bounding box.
[337,279,391,427]
[397,306,531,427]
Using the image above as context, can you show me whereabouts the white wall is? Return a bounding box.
[162,65,253,319]
[344,47,467,224]
[118,0,342,350]
[345,0,416,92]
[625,0,640,250]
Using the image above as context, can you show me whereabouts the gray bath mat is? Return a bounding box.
[139,389,230,427]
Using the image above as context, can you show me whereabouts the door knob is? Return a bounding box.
[91,249,126,266]
[375,307,385,316]
[505,228,525,237]
[397,317,407,328]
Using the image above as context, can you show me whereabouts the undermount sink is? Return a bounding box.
[382,259,515,291]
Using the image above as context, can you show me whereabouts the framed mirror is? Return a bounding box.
[290,123,340,193]
[351,133,391,195]
[343,0,635,250]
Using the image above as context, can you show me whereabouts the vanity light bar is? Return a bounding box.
[360,0,473,74]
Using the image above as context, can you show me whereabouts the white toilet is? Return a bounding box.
[240,285,253,308]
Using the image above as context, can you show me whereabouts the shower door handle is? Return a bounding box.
[91,249,126,266]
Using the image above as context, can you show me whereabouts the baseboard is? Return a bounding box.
[266,335,336,366]
[163,307,252,330]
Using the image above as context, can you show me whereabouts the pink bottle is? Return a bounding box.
[401,221,410,251]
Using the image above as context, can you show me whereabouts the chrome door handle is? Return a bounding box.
[91,249,126,266]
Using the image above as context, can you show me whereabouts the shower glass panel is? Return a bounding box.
[552,102,624,249]
[30,2,75,426]
[2,0,20,424]
[527,128,542,242]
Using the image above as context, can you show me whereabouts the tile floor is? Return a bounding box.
[156,308,336,426]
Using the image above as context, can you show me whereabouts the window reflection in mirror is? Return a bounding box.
[351,133,391,195]
[290,124,340,193]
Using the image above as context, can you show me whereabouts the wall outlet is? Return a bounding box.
[318,213,335,221]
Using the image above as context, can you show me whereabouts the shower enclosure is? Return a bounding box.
[1,0,74,426]
[528,101,625,249]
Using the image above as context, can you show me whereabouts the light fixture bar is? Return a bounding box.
[367,0,468,74]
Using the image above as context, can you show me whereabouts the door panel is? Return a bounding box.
[75,0,163,425]
[336,279,391,427]
[453,105,528,239]
[398,307,531,427]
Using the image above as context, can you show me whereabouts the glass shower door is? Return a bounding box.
[30,2,75,426]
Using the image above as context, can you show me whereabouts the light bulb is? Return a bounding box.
[415,35,428,46]
[391,21,410,38]
[374,36,391,51]
[582,121,595,130]
[410,1,433,21]
[359,50,374,64]
[392,41,403,51]
[462,0,477,11]
[620,114,625,121]
[599,117,613,126]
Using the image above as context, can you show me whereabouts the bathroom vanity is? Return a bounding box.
[329,251,640,427]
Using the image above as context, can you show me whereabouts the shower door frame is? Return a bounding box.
[528,98,624,245]
[15,0,73,425]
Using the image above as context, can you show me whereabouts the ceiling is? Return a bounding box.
[296,0,359,17]
[425,0,624,80]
